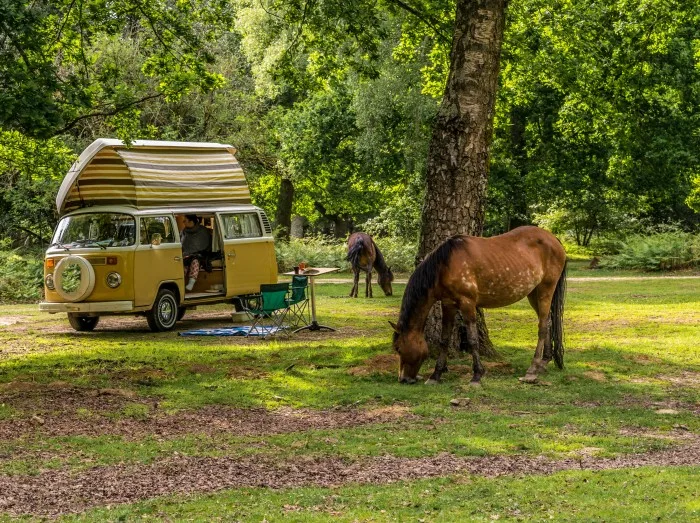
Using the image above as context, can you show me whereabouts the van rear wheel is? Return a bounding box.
[67,314,100,332]
[147,289,178,332]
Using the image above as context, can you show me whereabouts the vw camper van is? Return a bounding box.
[39,139,277,332]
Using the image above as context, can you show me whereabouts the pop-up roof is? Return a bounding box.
[56,139,252,214]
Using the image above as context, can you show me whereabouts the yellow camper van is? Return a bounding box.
[39,139,277,332]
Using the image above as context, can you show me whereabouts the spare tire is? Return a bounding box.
[54,256,96,302]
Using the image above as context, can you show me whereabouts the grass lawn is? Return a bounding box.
[0,272,698,520]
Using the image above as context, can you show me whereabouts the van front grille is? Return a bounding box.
[88,257,107,266]
[259,212,272,235]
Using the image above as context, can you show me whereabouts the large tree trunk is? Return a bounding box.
[275,178,294,242]
[290,215,305,238]
[418,0,506,357]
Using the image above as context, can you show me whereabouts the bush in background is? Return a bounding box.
[275,236,416,273]
[599,232,700,271]
[0,248,44,303]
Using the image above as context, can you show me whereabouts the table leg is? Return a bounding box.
[293,275,335,332]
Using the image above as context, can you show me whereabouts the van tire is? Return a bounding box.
[68,314,100,332]
[177,306,187,321]
[147,289,179,332]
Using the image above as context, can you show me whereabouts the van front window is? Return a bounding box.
[52,213,136,248]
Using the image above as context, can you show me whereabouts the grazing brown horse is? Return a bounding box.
[346,232,394,297]
[390,226,567,385]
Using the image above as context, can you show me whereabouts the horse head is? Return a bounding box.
[389,321,427,383]
[378,266,394,296]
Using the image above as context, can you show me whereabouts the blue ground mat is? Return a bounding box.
[178,326,283,337]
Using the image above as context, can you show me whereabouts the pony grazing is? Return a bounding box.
[390,226,567,385]
[346,232,394,297]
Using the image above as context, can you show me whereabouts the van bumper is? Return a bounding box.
[39,301,134,314]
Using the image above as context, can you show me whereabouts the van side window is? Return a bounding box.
[140,216,176,245]
[221,213,263,239]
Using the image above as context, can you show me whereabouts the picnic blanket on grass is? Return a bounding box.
[178,326,283,337]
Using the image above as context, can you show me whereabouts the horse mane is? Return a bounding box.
[372,238,390,275]
[398,235,464,329]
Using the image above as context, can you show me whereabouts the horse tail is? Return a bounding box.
[550,260,567,369]
[346,236,364,268]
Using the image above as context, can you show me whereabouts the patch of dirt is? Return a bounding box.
[1,438,698,517]
[347,354,398,376]
[615,395,700,416]
[618,426,696,440]
[0,386,415,441]
[583,370,607,382]
[660,371,700,387]
[0,316,30,327]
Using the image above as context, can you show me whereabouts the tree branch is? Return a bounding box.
[52,92,166,136]
[384,0,451,44]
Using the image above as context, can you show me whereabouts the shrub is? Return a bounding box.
[275,236,417,273]
[599,232,700,271]
[0,248,44,303]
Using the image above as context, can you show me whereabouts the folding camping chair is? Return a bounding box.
[242,283,292,338]
[287,275,310,330]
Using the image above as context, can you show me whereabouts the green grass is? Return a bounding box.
[0,275,698,518]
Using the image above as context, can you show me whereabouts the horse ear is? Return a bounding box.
[388,321,399,333]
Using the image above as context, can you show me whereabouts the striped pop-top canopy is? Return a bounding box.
[56,139,252,214]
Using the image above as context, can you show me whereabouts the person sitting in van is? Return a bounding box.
[181,215,211,291]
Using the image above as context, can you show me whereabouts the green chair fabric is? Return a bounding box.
[243,282,291,338]
[287,275,310,329]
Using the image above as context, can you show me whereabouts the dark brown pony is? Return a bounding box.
[346,232,394,297]
[390,226,566,385]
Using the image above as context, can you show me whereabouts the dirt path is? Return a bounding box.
[1,438,698,517]
[0,395,414,440]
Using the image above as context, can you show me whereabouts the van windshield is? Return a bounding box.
[52,213,136,248]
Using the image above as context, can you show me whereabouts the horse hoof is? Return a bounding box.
[519,375,539,384]
[425,379,439,386]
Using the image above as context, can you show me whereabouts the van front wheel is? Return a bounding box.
[68,314,100,332]
[147,289,179,332]
[177,306,187,321]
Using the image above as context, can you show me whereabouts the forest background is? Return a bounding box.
[1,0,699,301]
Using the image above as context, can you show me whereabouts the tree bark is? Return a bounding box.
[275,178,294,242]
[419,0,506,357]
[290,215,305,238]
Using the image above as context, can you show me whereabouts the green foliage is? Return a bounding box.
[0,131,74,245]
[0,248,44,303]
[275,235,350,273]
[490,0,700,236]
[600,232,700,271]
[0,0,234,139]
[274,236,416,273]
[371,236,417,273]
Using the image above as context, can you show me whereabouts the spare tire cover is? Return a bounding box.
[54,256,96,302]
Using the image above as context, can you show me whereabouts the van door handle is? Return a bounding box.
[227,252,236,258]
[174,256,181,261]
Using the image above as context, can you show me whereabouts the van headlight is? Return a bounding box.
[45,274,55,290]
[106,272,122,288]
